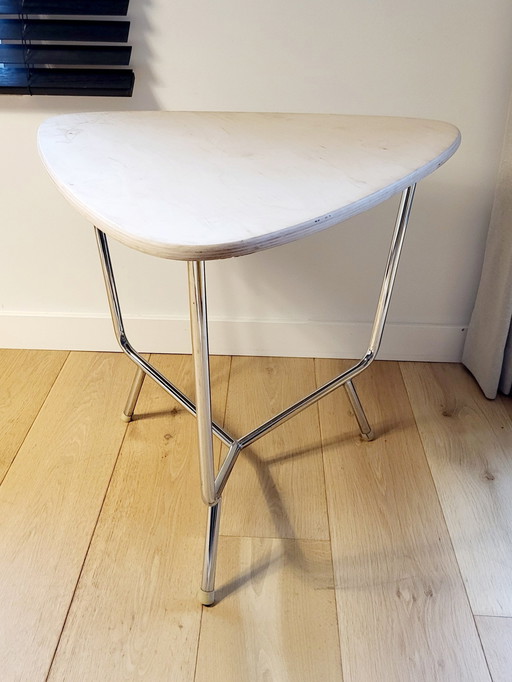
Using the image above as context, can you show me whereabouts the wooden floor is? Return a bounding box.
[1,349,511,681]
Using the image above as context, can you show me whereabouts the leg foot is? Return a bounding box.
[360,429,375,442]
[120,412,132,423]
[198,588,215,606]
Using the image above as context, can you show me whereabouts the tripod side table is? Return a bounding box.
[38,111,460,605]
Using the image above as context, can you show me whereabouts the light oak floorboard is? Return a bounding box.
[476,616,512,682]
[400,362,512,617]
[0,348,68,480]
[48,354,231,682]
[195,536,343,682]
[0,352,133,682]
[220,356,329,540]
[316,359,490,682]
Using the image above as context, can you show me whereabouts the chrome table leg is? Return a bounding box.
[188,260,222,605]
[188,261,216,507]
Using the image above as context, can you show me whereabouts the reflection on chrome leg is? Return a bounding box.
[121,366,145,422]
[344,380,374,441]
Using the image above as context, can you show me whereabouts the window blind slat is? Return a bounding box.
[0,44,131,65]
[0,19,130,42]
[0,66,134,96]
[0,0,129,15]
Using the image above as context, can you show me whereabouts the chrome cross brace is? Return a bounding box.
[95,184,416,606]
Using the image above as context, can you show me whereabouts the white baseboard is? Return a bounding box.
[0,312,467,362]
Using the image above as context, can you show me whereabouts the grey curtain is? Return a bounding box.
[463,88,512,398]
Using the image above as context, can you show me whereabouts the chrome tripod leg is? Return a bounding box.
[188,261,216,506]
[199,499,222,606]
[188,261,220,605]
[121,366,145,422]
[343,380,374,441]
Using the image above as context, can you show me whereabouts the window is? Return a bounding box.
[0,1,134,96]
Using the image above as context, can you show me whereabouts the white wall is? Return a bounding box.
[1,0,512,360]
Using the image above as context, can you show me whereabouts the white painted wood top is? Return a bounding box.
[38,112,460,260]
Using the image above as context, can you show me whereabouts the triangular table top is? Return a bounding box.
[38,111,460,260]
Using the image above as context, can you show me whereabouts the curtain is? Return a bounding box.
[462,87,512,398]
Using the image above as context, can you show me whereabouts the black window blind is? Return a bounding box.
[0,1,134,96]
